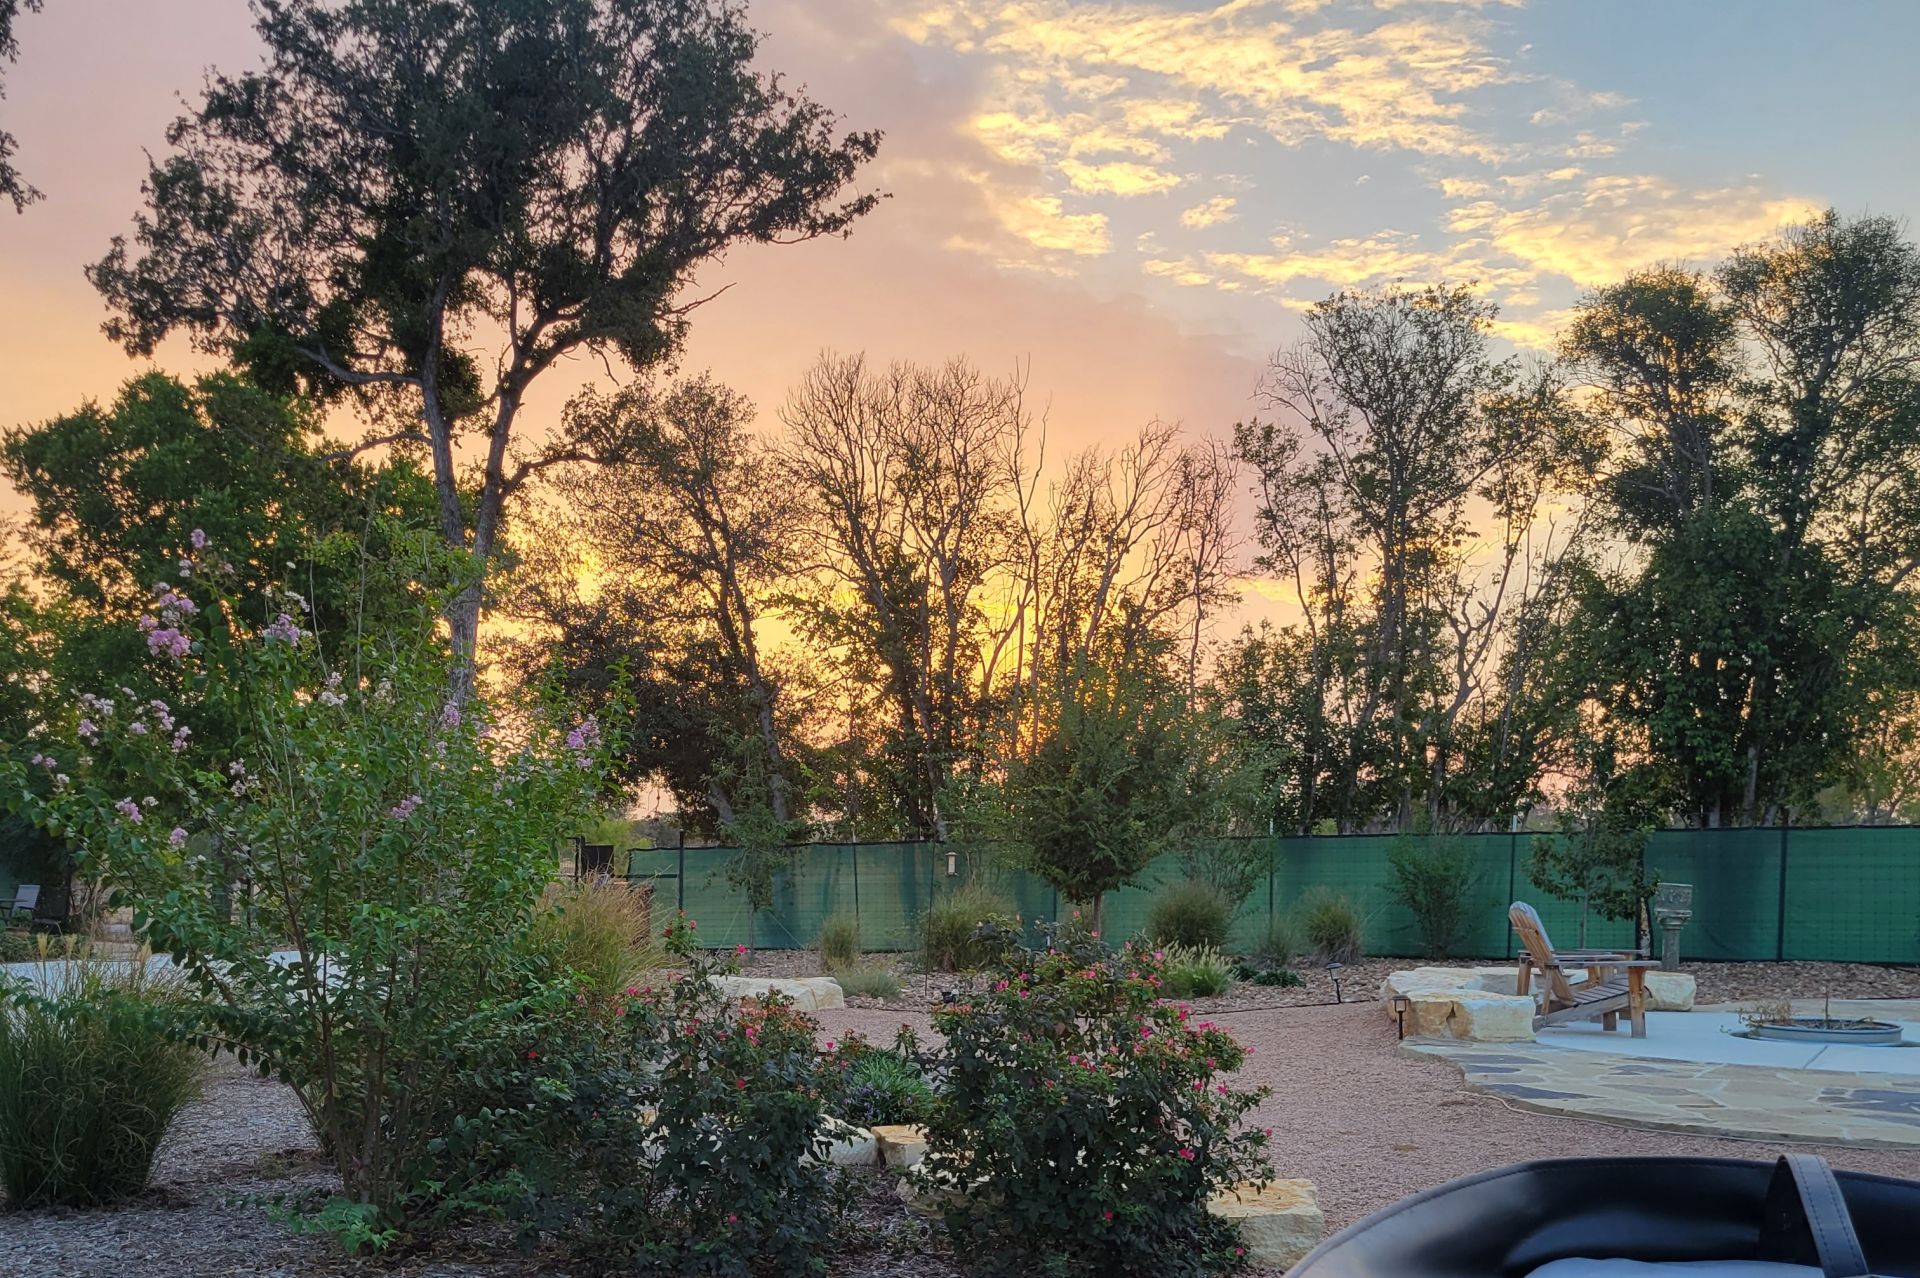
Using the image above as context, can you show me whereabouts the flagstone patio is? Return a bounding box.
[1410,999,1920,1148]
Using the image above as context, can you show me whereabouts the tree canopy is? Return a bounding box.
[89,0,882,693]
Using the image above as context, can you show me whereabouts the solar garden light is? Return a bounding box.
[1391,992,1410,1039]
[1327,960,1345,1004]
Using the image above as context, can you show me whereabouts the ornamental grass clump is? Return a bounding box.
[528,878,662,1000]
[0,948,203,1207]
[828,1026,933,1127]
[1146,878,1235,950]
[918,921,1273,1278]
[1159,943,1235,998]
[921,880,1018,972]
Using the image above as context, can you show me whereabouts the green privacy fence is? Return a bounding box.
[612,826,1920,964]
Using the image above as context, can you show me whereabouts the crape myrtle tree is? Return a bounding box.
[88,0,882,700]
[0,373,441,913]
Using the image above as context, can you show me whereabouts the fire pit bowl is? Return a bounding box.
[1745,1017,1906,1046]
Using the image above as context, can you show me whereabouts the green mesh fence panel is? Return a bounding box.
[1642,828,1782,961]
[595,826,1920,963]
[1780,827,1920,963]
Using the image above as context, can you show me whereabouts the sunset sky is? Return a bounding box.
[3,0,1918,603]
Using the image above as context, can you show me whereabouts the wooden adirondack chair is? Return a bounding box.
[1510,901,1658,1038]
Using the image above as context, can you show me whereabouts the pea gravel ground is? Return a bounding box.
[7,960,1920,1277]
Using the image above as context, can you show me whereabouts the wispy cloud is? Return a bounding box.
[1180,195,1240,229]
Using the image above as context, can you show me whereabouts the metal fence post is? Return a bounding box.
[676,830,686,913]
[850,842,861,933]
[1776,818,1790,961]
[1506,821,1518,959]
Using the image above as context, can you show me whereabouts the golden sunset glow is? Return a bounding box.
[3,0,1914,654]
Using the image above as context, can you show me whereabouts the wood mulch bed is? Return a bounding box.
[741,949,1920,1014]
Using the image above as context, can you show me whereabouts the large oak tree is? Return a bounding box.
[89,0,880,697]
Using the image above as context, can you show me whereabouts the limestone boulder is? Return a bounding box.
[1208,1180,1324,1271]
[1403,990,1536,1042]
[1381,964,1587,1018]
[808,1115,878,1166]
[873,1124,928,1169]
[708,975,846,1012]
[897,1155,984,1218]
[1643,970,1696,1012]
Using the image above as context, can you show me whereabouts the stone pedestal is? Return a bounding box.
[1207,1179,1325,1270]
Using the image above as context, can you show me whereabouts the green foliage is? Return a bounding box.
[89,0,882,692]
[1230,284,1590,835]
[1146,879,1235,950]
[1529,808,1656,948]
[0,951,203,1206]
[831,962,902,1001]
[454,918,844,1275]
[1251,915,1304,969]
[920,922,1272,1277]
[828,1027,932,1127]
[0,0,43,211]
[820,913,861,970]
[922,880,1018,973]
[1158,944,1234,999]
[526,879,662,1001]
[1,534,610,1240]
[0,932,33,964]
[1295,887,1363,964]
[1559,213,1920,826]
[1385,837,1481,959]
[1232,964,1303,989]
[996,650,1212,928]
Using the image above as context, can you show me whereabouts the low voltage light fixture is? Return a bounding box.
[1391,992,1410,1039]
[1327,960,1345,1005]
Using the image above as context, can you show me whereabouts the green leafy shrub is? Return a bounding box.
[0,952,203,1206]
[922,880,1018,972]
[829,1027,932,1127]
[528,878,661,999]
[1251,915,1304,969]
[1295,887,1364,964]
[832,962,902,1001]
[1231,964,1303,988]
[1,536,609,1244]
[1386,837,1480,959]
[820,912,861,969]
[0,932,35,964]
[1145,879,1234,950]
[451,917,843,1276]
[919,922,1272,1277]
[1159,943,1234,998]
